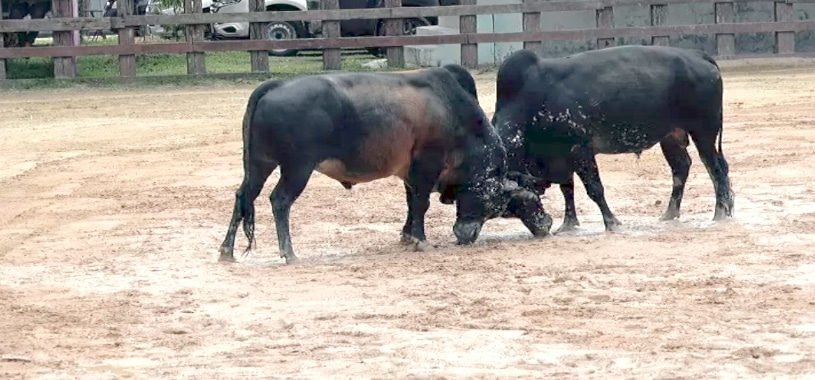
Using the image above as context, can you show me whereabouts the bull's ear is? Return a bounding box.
[438,184,457,204]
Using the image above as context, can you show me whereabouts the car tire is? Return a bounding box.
[368,17,430,58]
[266,21,301,57]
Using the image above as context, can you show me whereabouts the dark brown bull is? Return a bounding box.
[217,64,549,264]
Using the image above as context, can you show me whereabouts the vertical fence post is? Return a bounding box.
[650,4,669,46]
[774,1,795,54]
[460,0,477,68]
[185,0,207,75]
[0,0,6,80]
[522,0,541,53]
[715,2,735,58]
[79,0,89,45]
[322,0,341,70]
[53,0,78,77]
[249,0,269,72]
[117,0,136,77]
[71,0,80,46]
[385,0,405,68]
[596,6,614,49]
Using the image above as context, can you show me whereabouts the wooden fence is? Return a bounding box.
[1,0,815,80]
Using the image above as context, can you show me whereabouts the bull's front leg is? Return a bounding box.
[572,146,622,232]
[555,176,581,234]
[403,156,444,252]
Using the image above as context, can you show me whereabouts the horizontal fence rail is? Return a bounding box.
[4,0,815,33]
[1,0,814,80]
[3,21,815,59]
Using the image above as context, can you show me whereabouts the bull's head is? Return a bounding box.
[444,119,547,245]
[451,177,544,244]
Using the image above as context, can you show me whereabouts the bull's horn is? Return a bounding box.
[502,179,520,192]
[515,188,540,202]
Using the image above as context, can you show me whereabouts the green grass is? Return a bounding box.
[3,35,390,88]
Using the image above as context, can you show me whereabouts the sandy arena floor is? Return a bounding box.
[1,60,815,379]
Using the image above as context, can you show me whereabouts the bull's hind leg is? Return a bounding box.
[218,160,278,263]
[690,129,734,221]
[555,177,581,234]
[658,132,691,221]
[269,162,316,264]
[401,183,416,245]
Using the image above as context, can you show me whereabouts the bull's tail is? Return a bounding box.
[696,48,729,183]
[697,49,724,155]
[717,108,724,155]
[712,61,724,157]
[238,79,285,248]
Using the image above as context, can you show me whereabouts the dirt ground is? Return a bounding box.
[1,59,815,379]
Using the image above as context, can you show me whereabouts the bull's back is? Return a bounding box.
[332,83,450,180]
[544,46,720,152]
[247,71,480,184]
[553,46,715,108]
[318,74,457,183]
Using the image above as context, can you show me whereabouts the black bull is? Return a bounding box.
[218,65,552,264]
[492,45,735,233]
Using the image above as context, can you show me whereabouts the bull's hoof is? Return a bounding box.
[659,214,679,222]
[400,232,414,245]
[413,240,432,252]
[713,206,733,221]
[553,225,575,235]
[218,247,236,263]
[659,209,680,221]
[283,253,301,265]
[604,221,623,233]
[552,217,579,235]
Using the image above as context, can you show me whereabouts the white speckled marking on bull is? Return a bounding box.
[536,106,589,134]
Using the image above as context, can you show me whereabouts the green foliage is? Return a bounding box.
[150,0,186,40]
[3,36,390,88]
[159,0,184,10]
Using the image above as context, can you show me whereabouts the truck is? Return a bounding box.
[206,0,442,57]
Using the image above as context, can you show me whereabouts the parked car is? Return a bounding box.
[305,0,439,57]
[104,0,152,36]
[208,0,440,57]
[207,0,307,57]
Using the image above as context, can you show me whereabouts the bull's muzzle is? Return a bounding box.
[453,219,483,245]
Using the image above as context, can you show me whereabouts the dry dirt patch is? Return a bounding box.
[1,63,815,379]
